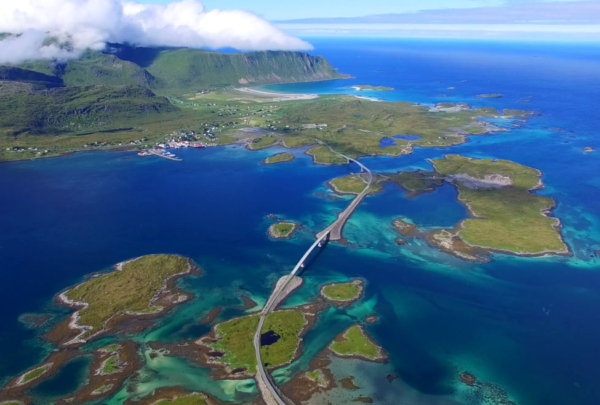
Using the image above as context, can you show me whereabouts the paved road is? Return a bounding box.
[253,232,330,405]
[316,142,374,241]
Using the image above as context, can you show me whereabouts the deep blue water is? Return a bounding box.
[1,38,600,405]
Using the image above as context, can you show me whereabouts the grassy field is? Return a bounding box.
[329,325,380,360]
[321,281,362,301]
[155,393,208,405]
[211,310,306,374]
[433,155,567,254]
[64,255,190,340]
[263,152,294,165]
[306,145,348,165]
[248,135,279,150]
[329,175,382,195]
[386,171,443,195]
[20,365,50,384]
[269,222,298,239]
[100,355,121,375]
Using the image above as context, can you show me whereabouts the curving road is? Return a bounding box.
[253,232,330,405]
[253,143,373,405]
[316,141,374,241]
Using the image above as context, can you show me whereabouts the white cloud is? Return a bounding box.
[0,0,313,65]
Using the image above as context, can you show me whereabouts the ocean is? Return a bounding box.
[1,38,599,405]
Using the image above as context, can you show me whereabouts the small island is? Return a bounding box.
[385,170,443,197]
[305,369,330,388]
[583,147,595,153]
[247,135,280,150]
[55,255,197,345]
[428,155,569,261]
[476,93,503,98]
[269,221,299,239]
[328,174,381,195]
[329,324,387,362]
[262,152,294,165]
[320,280,364,306]
[16,364,52,386]
[392,218,420,238]
[350,85,394,91]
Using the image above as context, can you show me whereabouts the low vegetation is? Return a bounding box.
[329,325,382,361]
[263,152,294,165]
[306,145,348,165]
[64,255,191,340]
[154,393,208,405]
[211,310,306,374]
[329,175,381,195]
[248,135,279,150]
[269,222,298,239]
[386,170,443,196]
[19,364,50,385]
[321,281,363,302]
[431,155,568,255]
[100,355,121,375]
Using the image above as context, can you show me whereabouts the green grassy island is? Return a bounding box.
[263,152,294,165]
[429,155,569,259]
[17,364,51,386]
[350,85,394,91]
[329,175,382,195]
[62,255,193,342]
[210,310,306,374]
[269,222,299,239]
[321,280,364,304]
[305,369,329,388]
[329,325,386,362]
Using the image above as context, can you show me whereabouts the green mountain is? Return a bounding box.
[0,43,345,139]
[0,84,177,135]
[15,44,345,93]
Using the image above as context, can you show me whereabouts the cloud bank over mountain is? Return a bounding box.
[0,0,313,64]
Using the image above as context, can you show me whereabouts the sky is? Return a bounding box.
[0,0,598,65]
[139,0,592,21]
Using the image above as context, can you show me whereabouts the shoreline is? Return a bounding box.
[236,87,319,101]
[320,279,365,308]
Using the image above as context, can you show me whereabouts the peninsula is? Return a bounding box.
[350,85,394,91]
[53,254,198,345]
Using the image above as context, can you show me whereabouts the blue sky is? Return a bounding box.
[138,0,589,20]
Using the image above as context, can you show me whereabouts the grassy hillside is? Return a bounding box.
[143,49,345,93]
[15,45,345,94]
[0,84,177,136]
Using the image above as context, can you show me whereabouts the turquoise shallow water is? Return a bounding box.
[1,39,600,405]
